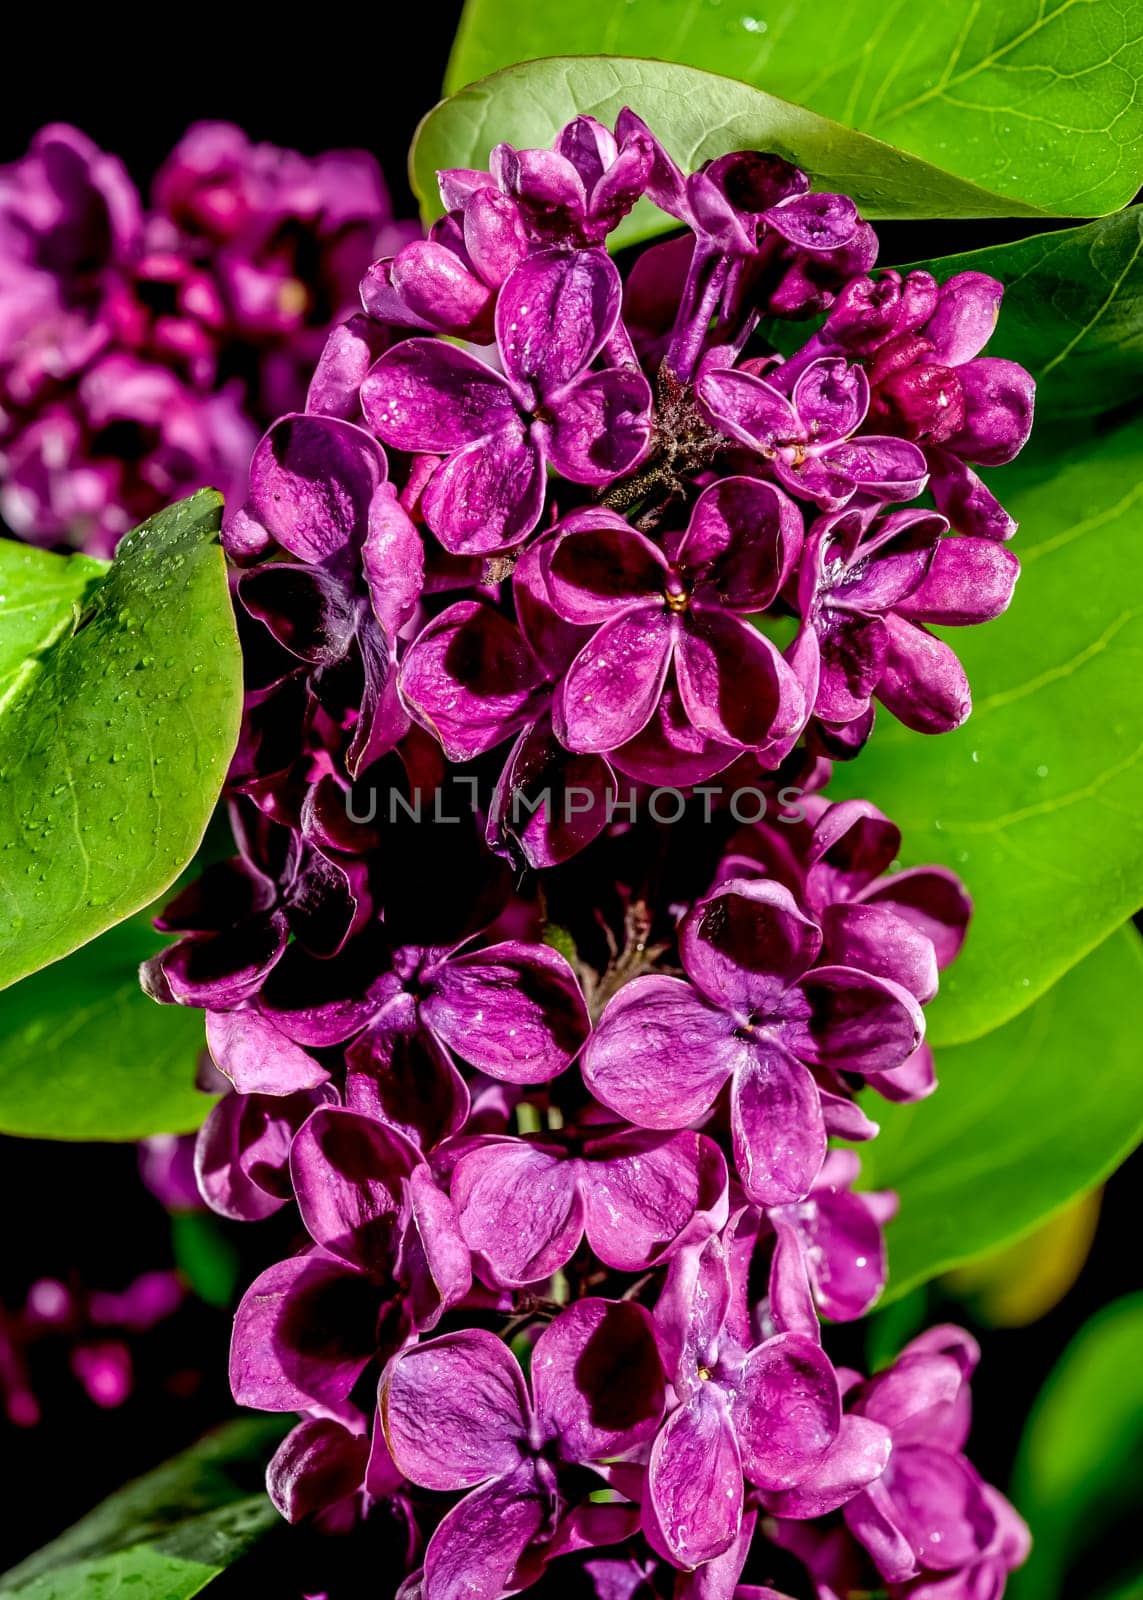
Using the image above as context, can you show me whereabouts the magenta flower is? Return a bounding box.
[583,877,923,1205]
[380,1299,665,1600]
[766,1150,897,1327]
[230,1107,470,1414]
[699,356,928,512]
[840,1326,1021,1587]
[361,247,652,554]
[481,113,654,247]
[544,478,806,773]
[451,1127,728,1287]
[794,500,1019,739]
[644,1230,865,1569]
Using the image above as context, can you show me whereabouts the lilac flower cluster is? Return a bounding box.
[145,110,1035,1597]
[0,122,402,555]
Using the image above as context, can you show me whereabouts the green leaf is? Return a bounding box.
[171,1211,242,1310]
[1009,1294,1143,1599]
[0,491,242,990]
[0,917,215,1140]
[860,925,1143,1304]
[412,57,1052,250]
[915,208,1143,425]
[446,0,1143,216]
[0,1420,286,1600]
[829,411,1143,1044]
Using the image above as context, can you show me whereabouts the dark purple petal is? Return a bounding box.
[532,1297,665,1461]
[557,608,674,752]
[230,1253,382,1412]
[676,476,802,611]
[247,414,388,567]
[422,940,589,1084]
[542,367,653,484]
[880,1446,997,1573]
[646,1385,743,1568]
[307,314,390,420]
[821,902,939,1004]
[582,974,738,1128]
[362,243,493,338]
[496,247,620,396]
[946,357,1035,466]
[786,966,924,1076]
[345,1028,470,1150]
[862,865,971,971]
[289,1107,415,1270]
[926,444,1017,541]
[380,1329,530,1489]
[267,1417,371,1523]
[819,435,928,502]
[731,1043,826,1206]
[680,878,821,1017]
[422,424,545,555]
[239,564,357,665]
[361,339,516,454]
[402,1163,474,1329]
[792,360,868,443]
[487,715,616,869]
[545,516,665,625]
[676,609,805,750]
[399,601,544,761]
[451,1139,584,1286]
[421,1459,554,1600]
[697,368,799,454]
[142,911,289,1010]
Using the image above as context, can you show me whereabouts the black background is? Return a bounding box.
[0,10,1138,1587]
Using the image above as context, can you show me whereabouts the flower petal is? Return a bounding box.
[761,1414,891,1519]
[361,339,516,453]
[731,1042,826,1206]
[496,246,620,395]
[421,1459,554,1600]
[786,966,924,1075]
[543,367,653,484]
[532,1297,666,1462]
[680,878,821,1017]
[897,535,1019,625]
[230,1253,381,1412]
[422,425,545,555]
[247,414,388,567]
[289,1107,415,1270]
[733,1332,840,1490]
[451,1138,584,1286]
[399,600,543,761]
[267,1417,371,1523]
[205,1009,329,1096]
[544,516,665,626]
[697,367,799,454]
[582,974,737,1128]
[646,1384,743,1569]
[676,476,802,611]
[556,608,674,752]
[582,1129,728,1271]
[876,612,972,733]
[422,940,590,1084]
[676,609,804,749]
[381,1328,530,1489]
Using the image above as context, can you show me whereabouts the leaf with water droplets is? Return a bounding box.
[411,57,1049,252]
[0,1419,286,1599]
[0,492,241,989]
[446,2,1143,216]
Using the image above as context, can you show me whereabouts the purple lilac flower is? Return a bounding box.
[0,121,395,553]
[138,105,1036,1599]
[583,876,923,1205]
[361,246,652,554]
[380,1299,665,1599]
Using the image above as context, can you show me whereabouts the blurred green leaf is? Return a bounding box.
[860,925,1143,1303]
[412,57,1049,250]
[0,1420,286,1600]
[831,410,1143,1045]
[1010,1294,1143,1599]
[0,492,242,989]
[0,918,214,1141]
[172,1211,242,1310]
[447,0,1143,215]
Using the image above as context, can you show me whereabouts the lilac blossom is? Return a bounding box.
[380,1299,665,1599]
[134,104,1037,1599]
[361,247,652,554]
[583,877,923,1205]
